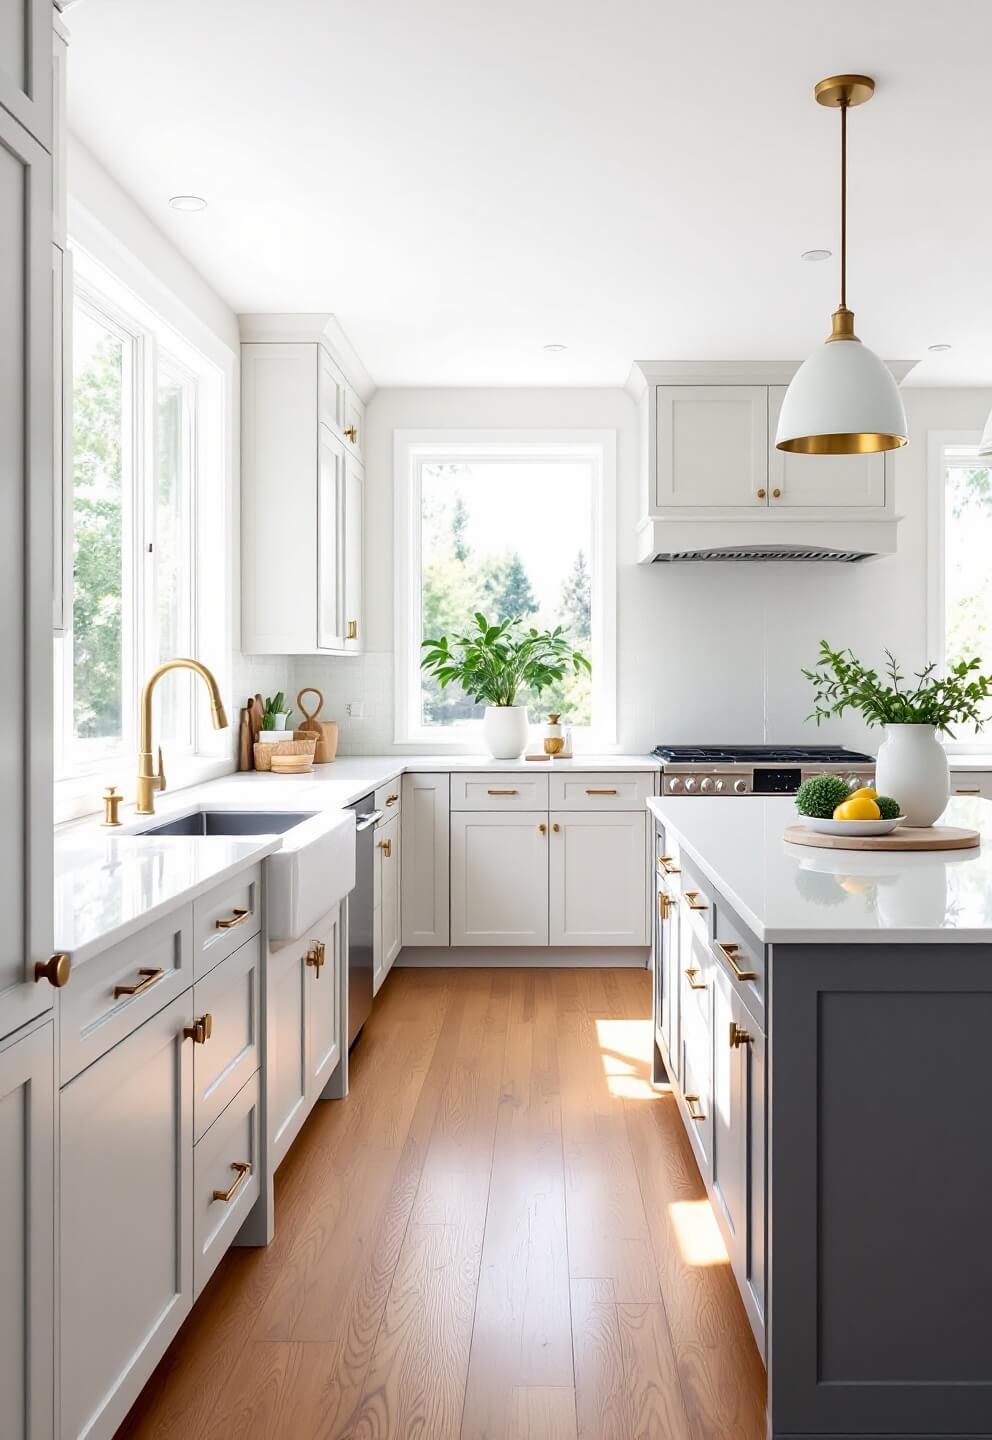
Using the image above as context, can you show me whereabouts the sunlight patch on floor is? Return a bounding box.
[595,1018,657,1100]
[669,1199,730,1267]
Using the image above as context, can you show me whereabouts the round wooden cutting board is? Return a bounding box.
[784,824,980,852]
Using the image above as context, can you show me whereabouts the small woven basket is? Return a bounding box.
[253,737,316,772]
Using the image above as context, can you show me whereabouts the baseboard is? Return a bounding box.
[395,946,650,969]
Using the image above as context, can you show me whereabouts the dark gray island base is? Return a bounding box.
[648,795,992,1440]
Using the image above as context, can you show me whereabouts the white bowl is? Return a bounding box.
[803,816,906,837]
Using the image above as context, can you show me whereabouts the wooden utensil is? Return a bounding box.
[238,706,253,771]
[295,687,338,764]
[784,824,980,852]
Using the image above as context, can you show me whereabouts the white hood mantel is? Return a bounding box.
[636,509,901,564]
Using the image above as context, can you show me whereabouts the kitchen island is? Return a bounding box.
[647,792,992,1440]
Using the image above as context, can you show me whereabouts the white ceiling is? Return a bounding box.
[66,0,992,389]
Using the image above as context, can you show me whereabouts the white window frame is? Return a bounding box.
[55,245,232,822]
[926,428,989,754]
[394,430,617,749]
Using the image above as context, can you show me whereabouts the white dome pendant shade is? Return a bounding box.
[776,75,908,456]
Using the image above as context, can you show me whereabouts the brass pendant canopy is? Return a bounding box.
[775,73,908,457]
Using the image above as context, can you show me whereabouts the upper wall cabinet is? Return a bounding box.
[656,386,768,508]
[241,339,366,655]
[0,0,53,148]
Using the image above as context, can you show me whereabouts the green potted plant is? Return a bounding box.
[258,692,293,740]
[803,642,992,825]
[421,613,591,759]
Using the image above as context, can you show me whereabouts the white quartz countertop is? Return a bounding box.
[55,754,658,959]
[647,793,992,944]
[54,833,282,965]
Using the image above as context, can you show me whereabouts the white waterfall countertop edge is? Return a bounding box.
[56,754,659,961]
[647,793,992,944]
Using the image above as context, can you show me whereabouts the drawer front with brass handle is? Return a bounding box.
[191,936,260,1142]
[192,864,261,979]
[374,779,403,818]
[450,772,549,811]
[713,902,765,1018]
[549,771,654,811]
[193,1071,260,1297]
[61,907,193,1083]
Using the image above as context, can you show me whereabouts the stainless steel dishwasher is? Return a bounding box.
[346,795,380,1045]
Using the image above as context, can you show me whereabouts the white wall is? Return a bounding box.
[295,384,992,757]
[67,138,290,761]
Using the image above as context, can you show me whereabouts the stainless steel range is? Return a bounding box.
[651,744,875,797]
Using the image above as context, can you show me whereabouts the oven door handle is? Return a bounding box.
[355,809,384,833]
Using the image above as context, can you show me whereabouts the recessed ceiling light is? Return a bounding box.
[543,343,567,352]
[169,194,207,212]
[927,343,952,353]
[801,248,832,262]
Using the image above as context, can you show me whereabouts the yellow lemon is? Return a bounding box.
[847,787,877,801]
[833,796,881,821]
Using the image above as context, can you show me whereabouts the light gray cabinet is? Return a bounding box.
[0,95,54,1044]
[60,992,194,1440]
[401,773,450,946]
[0,1018,55,1440]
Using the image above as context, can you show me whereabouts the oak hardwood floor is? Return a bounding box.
[115,968,765,1440]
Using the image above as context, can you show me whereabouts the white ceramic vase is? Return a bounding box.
[483,705,529,759]
[874,723,949,827]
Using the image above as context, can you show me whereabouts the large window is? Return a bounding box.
[55,251,227,808]
[929,434,992,749]
[395,434,616,745]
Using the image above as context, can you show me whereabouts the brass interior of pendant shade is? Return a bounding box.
[778,432,908,456]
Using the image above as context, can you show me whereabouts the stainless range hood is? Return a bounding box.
[636,513,900,564]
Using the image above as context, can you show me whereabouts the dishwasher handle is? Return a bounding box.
[355,809,384,833]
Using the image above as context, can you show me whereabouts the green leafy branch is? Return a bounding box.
[421,613,591,708]
[803,640,992,736]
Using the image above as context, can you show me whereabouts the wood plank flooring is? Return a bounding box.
[115,968,765,1440]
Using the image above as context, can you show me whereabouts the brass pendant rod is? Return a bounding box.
[839,98,847,311]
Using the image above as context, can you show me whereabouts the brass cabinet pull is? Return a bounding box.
[757,487,767,499]
[212,1161,251,1204]
[729,1021,753,1049]
[658,855,681,875]
[657,891,671,919]
[385,793,399,806]
[346,619,358,640]
[184,1013,213,1045]
[539,822,547,834]
[684,1093,707,1122]
[305,940,326,977]
[114,967,165,999]
[216,907,249,931]
[35,952,71,988]
[586,787,617,795]
[343,425,358,443]
[488,788,519,795]
[684,967,706,992]
[772,487,782,499]
[683,891,709,912]
[717,940,758,982]
[552,822,560,832]
[378,837,392,858]
[955,787,981,795]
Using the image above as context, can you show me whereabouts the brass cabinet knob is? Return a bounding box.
[305,940,326,976]
[378,837,392,858]
[35,952,71,988]
[102,786,123,826]
[552,822,560,832]
[346,620,358,641]
[757,487,767,499]
[184,1013,213,1044]
[729,1021,753,1049]
[343,425,358,444]
[539,823,547,834]
[772,487,782,499]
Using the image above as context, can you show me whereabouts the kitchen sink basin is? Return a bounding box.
[135,809,315,837]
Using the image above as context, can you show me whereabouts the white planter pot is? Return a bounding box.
[271,713,290,731]
[874,723,949,827]
[483,705,529,760]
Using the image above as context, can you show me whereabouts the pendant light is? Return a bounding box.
[776,75,908,456]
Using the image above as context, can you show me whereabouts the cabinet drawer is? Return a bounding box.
[549,771,654,810]
[679,859,713,941]
[680,1017,713,1185]
[192,865,262,979]
[318,347,346,431]
[192,936,260,1142]
[450,772,549,810]
[375,780,402,818]
[193,1071,260,1298]
[60,907,193,1084]
[713,900,765,1022]
[951,771,992,799]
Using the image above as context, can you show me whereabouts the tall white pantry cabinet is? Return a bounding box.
[0,3,59,1439]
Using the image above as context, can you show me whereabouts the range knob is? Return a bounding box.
[668,777,682,792]
[734,779,748,794]
[700,777,715,793]
[715,778,725,792]
[684,777,698,793]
